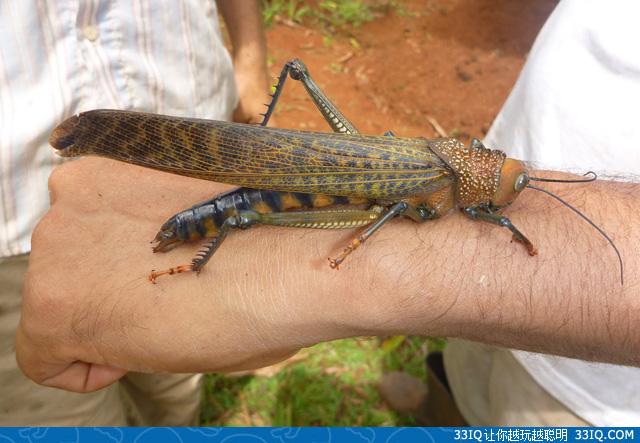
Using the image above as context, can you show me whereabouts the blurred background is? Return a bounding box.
[202,0,558,426]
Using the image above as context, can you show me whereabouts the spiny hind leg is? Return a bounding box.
[260,206,388,268]
[149,207,384,282]
[261,59,359,134]
[257,206,383,229]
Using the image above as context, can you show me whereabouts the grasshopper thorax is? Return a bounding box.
[430,138,520,208]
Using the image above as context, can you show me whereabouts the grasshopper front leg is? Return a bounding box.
[464,206,538,256]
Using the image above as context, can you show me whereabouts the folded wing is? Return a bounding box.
[51,109,454,200]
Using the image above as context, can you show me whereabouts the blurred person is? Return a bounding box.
[0,0,269,425]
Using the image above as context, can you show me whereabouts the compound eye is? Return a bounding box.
[514,173,529,192]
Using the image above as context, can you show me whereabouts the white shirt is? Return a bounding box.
[0,0,237,258]
[485,0,640,426]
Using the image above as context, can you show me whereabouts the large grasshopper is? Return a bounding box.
[49,59,622,283]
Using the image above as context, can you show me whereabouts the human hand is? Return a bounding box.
[232,58,272,125]
[216,0,272,125]
[16,158,417,393]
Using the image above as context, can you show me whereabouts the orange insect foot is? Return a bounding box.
[521,241,538,256]
[148,263,196,283]
[328,238,364,270]
[511,234,538,256]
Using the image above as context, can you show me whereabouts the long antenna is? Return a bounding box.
[529,171,597,183]
[526,184,623,285]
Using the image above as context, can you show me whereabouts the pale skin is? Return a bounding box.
[16,158,639,393]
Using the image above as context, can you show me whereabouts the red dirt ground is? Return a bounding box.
[265,0,559,143]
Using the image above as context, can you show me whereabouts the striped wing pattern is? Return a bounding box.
[52,110,455,200]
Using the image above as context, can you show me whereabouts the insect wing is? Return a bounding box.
[51,110,453,200]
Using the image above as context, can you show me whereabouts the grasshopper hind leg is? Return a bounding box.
[261,59,359,134]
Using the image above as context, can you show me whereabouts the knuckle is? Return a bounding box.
[30,214,52,247]
[47,162,66,187]
[47,158,89,202]
[30,208,65,250]
[47,163,72,205]
[47,162,69,198]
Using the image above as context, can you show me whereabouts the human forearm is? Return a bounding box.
[16,160,639,393]
[358,176,638,365]
[217,0,266,65]
[216,0,270,123]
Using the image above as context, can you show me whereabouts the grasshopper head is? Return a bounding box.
[491,158,529,209]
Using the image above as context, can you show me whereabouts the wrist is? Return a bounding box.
[318,214,471,339]
[232,48,269,85]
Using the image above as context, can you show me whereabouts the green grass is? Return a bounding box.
[317,1,373,28]
[200,336,445,426]
[262,0,384,30]
[262,0,311,27]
